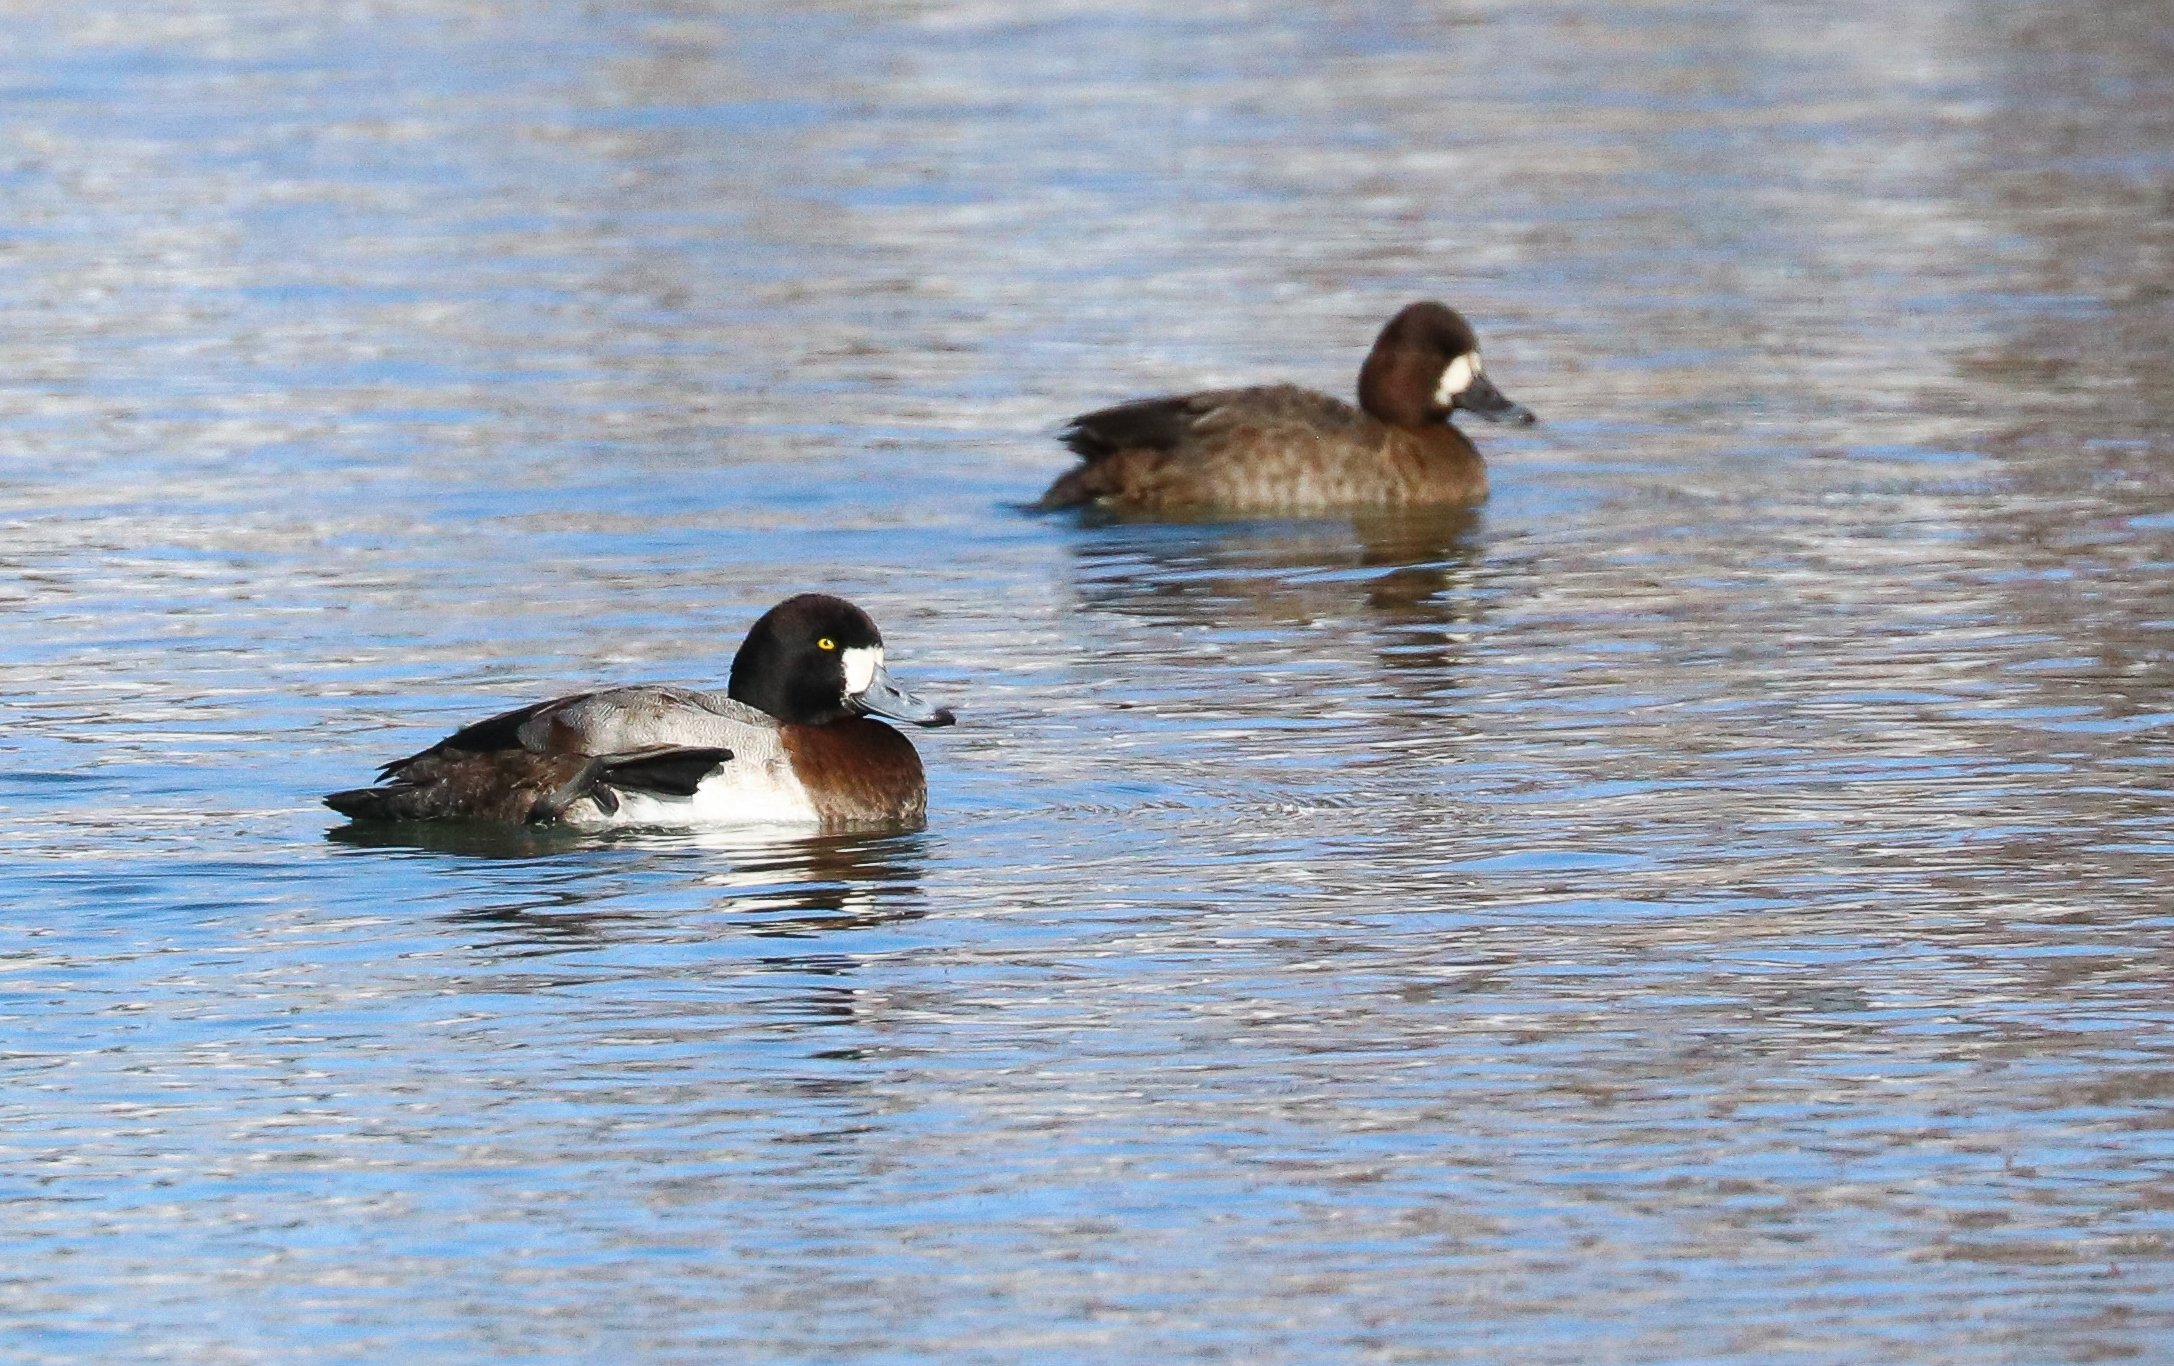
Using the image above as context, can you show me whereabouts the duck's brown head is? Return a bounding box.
[1356,301,1535,431]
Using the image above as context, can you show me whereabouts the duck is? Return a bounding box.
[1038,301,1535,515]
[323,594,955,829]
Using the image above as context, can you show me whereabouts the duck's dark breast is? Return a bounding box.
[779,719,929,827]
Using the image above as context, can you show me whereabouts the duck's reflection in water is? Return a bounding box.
[328,819,599,861]
[684,826,930,939]
[1065,505,1489,687]
[327,820,930,949]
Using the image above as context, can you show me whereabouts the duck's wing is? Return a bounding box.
[1058,392,1217,463]
[1187,384,1362,444]
[373,693,588,778]
[328,744,735,825]
[1043,385,1363,508]
[376,686,766,779]
[505,687,766,755]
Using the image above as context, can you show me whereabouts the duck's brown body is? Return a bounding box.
[1041,384,1487,514]
[1040,302,1531,516]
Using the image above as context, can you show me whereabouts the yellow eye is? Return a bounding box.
[818,637,836,651]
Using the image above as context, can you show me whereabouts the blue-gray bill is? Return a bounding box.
[1456,372,1536,425]
[853,663,957,727]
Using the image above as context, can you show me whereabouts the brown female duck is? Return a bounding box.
[1039,301,1534,515]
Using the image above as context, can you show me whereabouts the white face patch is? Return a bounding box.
[1435,353,1480,405]
[841,645,882,697]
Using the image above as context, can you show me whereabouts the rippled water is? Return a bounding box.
[3,0,2171,1360]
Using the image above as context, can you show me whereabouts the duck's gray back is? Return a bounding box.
[520,687,781,759]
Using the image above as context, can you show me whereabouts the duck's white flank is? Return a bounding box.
[521,688,824,829]
[564,757,821,828]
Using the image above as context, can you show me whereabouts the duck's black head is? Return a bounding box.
[1356,301,1536,431]
[729,593,956,728]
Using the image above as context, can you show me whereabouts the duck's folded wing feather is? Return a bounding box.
[1060,393,1208,460]
[1044,390,1245,507]
[1183,384,1361,442]
[508,687,764,755]
[377,686,764,779]
[1064,385,1359,459]
[374,692,599,778]
[586,745,737,802]
[330,744,733,824]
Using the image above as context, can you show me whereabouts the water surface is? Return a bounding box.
[2,1,2171,1360]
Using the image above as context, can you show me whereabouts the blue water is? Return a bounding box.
[3,1,2172,1360]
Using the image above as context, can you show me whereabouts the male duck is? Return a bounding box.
[1039,301,1535,515]
[324,594,955,829]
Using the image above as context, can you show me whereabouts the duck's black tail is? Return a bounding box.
[1039,395,1201,509]
[1059,395,1192,462]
